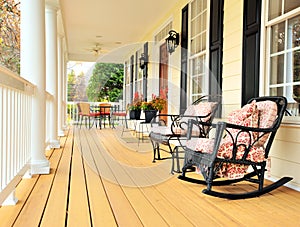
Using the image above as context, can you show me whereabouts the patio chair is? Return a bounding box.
[77,102,101,128]
[99,103,111,129]
[111,105,128,132]
[179,96,293,199]
[149,95,222,172]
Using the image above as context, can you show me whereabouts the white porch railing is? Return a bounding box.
[0,66,34,205]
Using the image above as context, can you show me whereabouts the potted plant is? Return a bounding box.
[128,92,143,119]
[141,94,166,123]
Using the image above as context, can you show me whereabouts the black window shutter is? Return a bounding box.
[242,0,262,106]
[180,4,188,114]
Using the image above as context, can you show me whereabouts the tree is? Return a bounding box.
[0,0,20,74]
[74,72,88,101]
[67,70,88,102]
[67,70,76,101]
[86,63,124,102]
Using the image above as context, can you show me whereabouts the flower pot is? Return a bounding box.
[129,110,141,120]
[144,110,157,123]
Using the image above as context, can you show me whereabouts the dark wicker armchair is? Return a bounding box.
[179,96,292,199]
[149,95,222,172]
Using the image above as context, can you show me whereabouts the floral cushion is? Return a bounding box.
[151,101,217,137]
[151,125,181,135]
[255,100,278,146]
[186,100,265,179]
[194,102,218,122]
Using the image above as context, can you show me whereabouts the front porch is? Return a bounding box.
[1,126,299,226]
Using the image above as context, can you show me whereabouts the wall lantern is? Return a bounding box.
[166,30,180,54]
[139,53,146,69]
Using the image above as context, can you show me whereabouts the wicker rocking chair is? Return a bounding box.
[149,95,222,172]
[179,96,293,199]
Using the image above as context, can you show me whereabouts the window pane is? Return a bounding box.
[191,0,196,18]
[270,55,284,84]
[293,85,300,102]
[287,50,300,83]
[284,0,300,14]
[271,22,285,53]
[288,16,300,49]
[294,50,300,82]
[270,87,283,96]
[192,76,203,94]
[269,0,282,21]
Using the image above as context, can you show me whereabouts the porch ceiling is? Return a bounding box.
[53,0,178,63]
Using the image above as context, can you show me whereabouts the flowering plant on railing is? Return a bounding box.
[141,91,167,111]
[128,91,143,110]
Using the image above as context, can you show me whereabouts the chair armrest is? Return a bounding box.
[150,113,180,126]
[186,118,214,139]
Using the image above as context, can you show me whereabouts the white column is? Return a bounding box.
[46,4,60,148]
[57,35,65,136]
[20,0,50,174]
[63,54,68,128]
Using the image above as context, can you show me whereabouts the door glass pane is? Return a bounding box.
[271,22,285,53]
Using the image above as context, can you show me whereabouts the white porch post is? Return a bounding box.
[20,0,50,174]
[63,55,68,128]
[57,35,65,136]
[46,4,60,148]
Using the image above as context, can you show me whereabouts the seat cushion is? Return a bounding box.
[186,100,264,179]
[112,112,127,117]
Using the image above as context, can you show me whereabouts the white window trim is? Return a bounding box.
[187,0,210,104]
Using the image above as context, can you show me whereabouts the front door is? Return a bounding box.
[159,43,168,119]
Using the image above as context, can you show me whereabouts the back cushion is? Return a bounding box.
[180,102,217,133]
[226,100,259,145]
[194,102,218,122]
[255,100,278,146]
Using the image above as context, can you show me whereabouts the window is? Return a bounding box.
[124,61,131,105]
[266,1,300,118]
[189,0,208,102]
[136,49,143,96]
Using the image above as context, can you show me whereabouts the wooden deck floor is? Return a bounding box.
[1,126,300,227]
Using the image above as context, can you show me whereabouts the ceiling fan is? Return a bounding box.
[88,43,102,56]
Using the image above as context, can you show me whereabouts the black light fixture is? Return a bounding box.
[139,53,146,69]
[166,30,180,54]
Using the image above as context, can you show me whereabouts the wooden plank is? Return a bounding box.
[78,129,143,226]
[0,176,39,227]
[95,129,153,167]
[77,128,117,226]
[88,128,201,226]
[40,129,72,227]
[66,137,91,227]
[13,146,64,226]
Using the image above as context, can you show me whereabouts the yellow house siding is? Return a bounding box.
[270,125,300,188]
[222,0,243,116]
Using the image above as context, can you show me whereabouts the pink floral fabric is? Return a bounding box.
[255,101,277,146]
[186,100,277,179]
[151,102,216,136]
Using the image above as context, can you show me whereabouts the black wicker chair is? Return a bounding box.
[149,95,222,171]
[179,96,292,199]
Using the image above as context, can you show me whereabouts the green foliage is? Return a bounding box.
[0,0,20,74]
[67,70,88,102]
[86,63,124,102]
